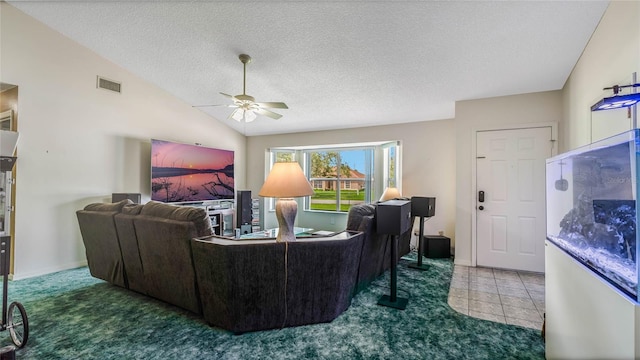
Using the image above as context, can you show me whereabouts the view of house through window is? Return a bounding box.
[267,141,400,214]
[306,149,372,212]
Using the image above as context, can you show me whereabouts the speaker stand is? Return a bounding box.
[378,234,408,310]
[408,216,429,271]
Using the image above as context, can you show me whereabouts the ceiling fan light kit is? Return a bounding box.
[194,54,288,123]
[232,109,257,122]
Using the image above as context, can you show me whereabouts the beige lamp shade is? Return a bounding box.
[259,162,314,242]
[379,187,401,201]
[259,162,314,198]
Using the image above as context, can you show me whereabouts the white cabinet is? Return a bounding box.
[545,240,640,359]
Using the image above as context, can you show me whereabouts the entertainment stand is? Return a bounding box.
[184,200,234,236]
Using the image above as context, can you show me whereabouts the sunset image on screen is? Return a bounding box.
[151,139,234,203]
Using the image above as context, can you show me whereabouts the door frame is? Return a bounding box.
[470,121,558,268]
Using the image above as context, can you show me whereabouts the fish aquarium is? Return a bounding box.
[546,129,640,302]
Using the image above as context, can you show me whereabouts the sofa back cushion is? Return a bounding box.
[134,216,202,314]
[140,201,212,236]
[121,203,143,215]
[76,200,132,288]
[346,203,376,231]
[83,199,132,212]
[114,211,145,294]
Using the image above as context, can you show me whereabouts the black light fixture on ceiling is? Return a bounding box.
[591,83,640,111]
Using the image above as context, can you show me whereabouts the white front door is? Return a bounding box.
[476,127,552,272]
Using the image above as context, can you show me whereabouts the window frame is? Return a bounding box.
[303,147,374,213]
[265,149,297,211]
[265,141,401,214]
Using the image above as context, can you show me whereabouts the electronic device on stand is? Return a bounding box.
[236,190,253,235]
[376,199,412,310]
[408,197,436,271]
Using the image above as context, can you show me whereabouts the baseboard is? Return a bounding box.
[12,260,88,281]
[454,258,472,267]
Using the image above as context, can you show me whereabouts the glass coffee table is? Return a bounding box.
[239,227,314,239]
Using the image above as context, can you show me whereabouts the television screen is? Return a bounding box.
[151,139,234,203]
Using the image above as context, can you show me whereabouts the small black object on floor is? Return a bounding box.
[422,235,451,259]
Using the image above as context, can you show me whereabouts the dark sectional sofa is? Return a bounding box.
[76,200,411,333]
[76,200,213,314]
[191,232,364,333]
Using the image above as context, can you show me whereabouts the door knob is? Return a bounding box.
[478,206,484,211]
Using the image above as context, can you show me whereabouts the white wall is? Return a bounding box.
[545,2,640,356]
[246,119,456,248]
[454,91,562,266]
[1,3,246,279]
[562,1,640,151]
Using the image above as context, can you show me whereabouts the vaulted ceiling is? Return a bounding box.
[8,1,609,136]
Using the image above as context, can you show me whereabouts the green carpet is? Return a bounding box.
[2,254,544,359]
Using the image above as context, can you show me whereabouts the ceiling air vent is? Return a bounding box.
[96,76,121,93]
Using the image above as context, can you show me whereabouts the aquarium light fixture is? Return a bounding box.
[591,83,640,111]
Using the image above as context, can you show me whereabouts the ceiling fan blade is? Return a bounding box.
[254,108,283,120]
[255,102,288,109]
[193,93,239,108]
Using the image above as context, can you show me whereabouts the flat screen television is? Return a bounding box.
[151,139,234,204]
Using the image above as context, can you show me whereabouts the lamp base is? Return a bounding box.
[275,198,297,242]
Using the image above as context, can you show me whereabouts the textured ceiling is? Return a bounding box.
[7,1,609,136]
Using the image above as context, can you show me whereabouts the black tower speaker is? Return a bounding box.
[411,196,436,218]
[376,199,412,235]
[112,193,141,204]
[376,199,411,310]
[236,190,252,227]
[409,196,436,271]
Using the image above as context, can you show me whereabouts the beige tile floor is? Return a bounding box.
[448,264,545,330]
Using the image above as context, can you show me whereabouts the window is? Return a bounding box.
[383,142,399,188]
[305,148,372,212]
[267,141,400,213]
[265,149,297,211]
[273,150,295,163]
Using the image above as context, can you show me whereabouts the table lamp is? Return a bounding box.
[379,187,401,201]
[259,162,314,242]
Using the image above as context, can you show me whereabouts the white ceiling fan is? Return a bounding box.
[194,54,288,122]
